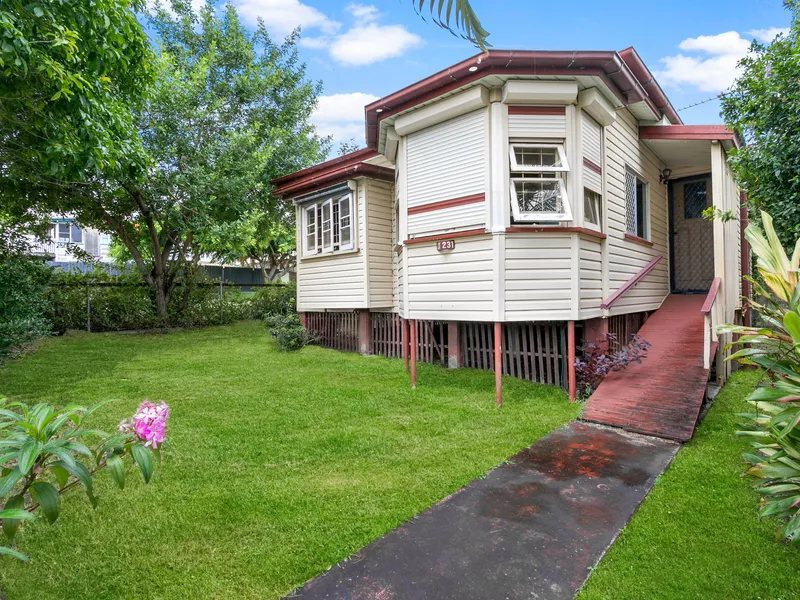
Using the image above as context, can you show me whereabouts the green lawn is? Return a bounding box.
[578,370,800,600]
[0,321,578,600]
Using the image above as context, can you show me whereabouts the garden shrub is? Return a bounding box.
[43,268,260,332]
[45,268,157,333]
[574,333,651,400]
[0,395,169,561]
[721,210,800,543]
[263,312,312,351]
[0,256,52,359]
[250,282,295,319]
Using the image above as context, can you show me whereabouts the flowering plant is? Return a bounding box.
[0,397,169,561]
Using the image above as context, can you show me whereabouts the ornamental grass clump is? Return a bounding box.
[720,211,800,543]
[0,397,169,561]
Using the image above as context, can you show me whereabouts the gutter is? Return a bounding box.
[364,49,676,149]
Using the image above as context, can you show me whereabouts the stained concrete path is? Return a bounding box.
[286,422,678,600]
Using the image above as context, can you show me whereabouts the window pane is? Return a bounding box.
[333,202,340,246]
[514,146,562,169]
[339,196,352,247]
[305,206,316,253]
[321,201,332,249]
[515,180,563,213]
[70,225,82,243]
[625,171,637,234]
[683,180,707,219]
[584,189,601,225]
[636,181,647,238]
[57,223,70,242]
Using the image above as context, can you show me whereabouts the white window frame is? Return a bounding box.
[509,177,572,222]
[509,143,570,173]
[304,204,317,255]
[583,188,602,232]
[337,194,353,251]
[56,223,70,243]
[301,191,355,257]
[625,169,649,240]
[320,198,333,253]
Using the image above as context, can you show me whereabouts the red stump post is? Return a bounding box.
[410,319,417,389]
[358,310,372,355]
[568,320,577,402]
[494,322,502,407]
[402,318,409,372]
[447,321,460,369]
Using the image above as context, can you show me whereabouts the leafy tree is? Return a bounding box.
[0,0,154,182]
[722,1,800,247]
[19,2,327,320]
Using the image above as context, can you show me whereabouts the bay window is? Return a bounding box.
[303,191,354,256]
[509,142,572,222]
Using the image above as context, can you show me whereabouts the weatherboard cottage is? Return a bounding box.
[272,48,747,430]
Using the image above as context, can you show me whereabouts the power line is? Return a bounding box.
[677,89,731,112]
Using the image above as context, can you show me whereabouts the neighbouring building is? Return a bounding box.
[272,48,747,403]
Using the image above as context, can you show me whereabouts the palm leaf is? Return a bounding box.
[414,0,491,50]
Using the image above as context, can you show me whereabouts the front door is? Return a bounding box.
[671,176,715,293]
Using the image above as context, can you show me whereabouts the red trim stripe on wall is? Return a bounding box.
[583,157,602,175]
[508,106,567,116]
[407,193,485,215]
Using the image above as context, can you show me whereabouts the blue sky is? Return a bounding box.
[169,0,792,152]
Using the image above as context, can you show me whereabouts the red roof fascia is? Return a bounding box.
[272,161,394,199]
[270,148,378,188]
[618,47,683,126]
[364,49,681,149]
[639,125,735,141]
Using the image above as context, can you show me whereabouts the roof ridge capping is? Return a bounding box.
[364,48,684,149]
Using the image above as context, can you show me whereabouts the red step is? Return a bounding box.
[582,294,709,442]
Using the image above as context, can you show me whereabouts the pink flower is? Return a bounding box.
[118,401,170,448]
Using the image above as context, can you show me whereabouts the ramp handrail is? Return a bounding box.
[702,277,722,369]
[601,256,663,310]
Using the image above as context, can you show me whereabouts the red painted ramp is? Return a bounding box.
[582,294,709,442]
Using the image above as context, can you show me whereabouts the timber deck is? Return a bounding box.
[582,294,709,442]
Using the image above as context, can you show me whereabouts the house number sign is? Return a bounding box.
[437,239,456,252]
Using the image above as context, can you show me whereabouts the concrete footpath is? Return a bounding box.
[286,421,679,600]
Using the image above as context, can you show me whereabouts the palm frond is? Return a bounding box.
[414,0,491,50]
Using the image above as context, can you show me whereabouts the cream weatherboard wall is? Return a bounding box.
[364,179,394,309]
[296,177,397,312]
[405,109,487,236]
[604,108,670,315]
[503,233,574,322]
[405,235,495,321]
[296,181,367,311]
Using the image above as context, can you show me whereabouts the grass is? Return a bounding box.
[0,321,578,600]
[578,370,800,600]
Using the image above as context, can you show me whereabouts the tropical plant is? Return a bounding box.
[574,333,651,399]
[412,0,490,50]
[719,210,800,543]
[0,397,169,561]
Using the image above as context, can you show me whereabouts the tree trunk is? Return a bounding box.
[260,262,270,284]
[152,271,169,322]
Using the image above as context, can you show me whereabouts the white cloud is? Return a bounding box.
[748,27,790,43]
[656,28,786,93]
[311,92,379,145]
[234,0,341,37]
[300,4,422,67]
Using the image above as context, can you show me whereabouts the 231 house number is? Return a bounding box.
[437,239,456,251]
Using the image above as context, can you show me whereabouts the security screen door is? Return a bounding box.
[672,176,715,293]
